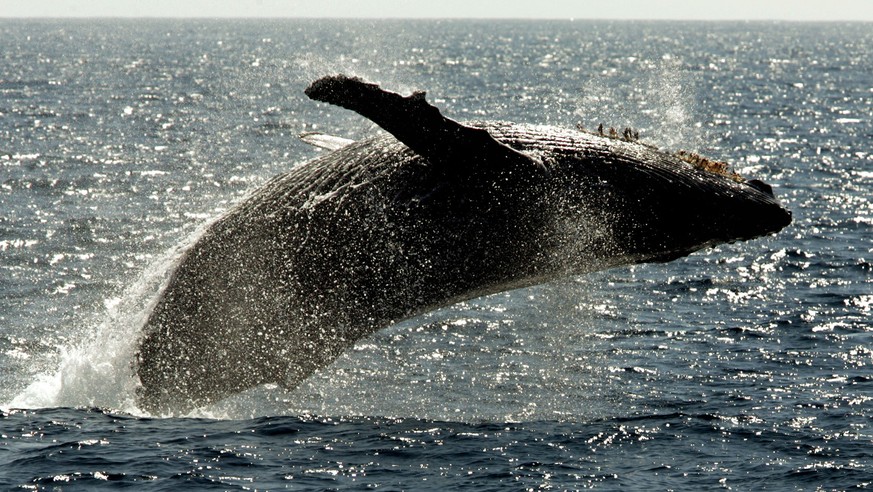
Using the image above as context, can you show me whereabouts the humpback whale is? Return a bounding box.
[135,75,791,415]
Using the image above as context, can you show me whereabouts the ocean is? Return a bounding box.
[1,19,871,490]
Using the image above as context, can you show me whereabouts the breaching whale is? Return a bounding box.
[135,75,792,415]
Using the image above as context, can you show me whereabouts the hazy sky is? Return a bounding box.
[3,0,873,21]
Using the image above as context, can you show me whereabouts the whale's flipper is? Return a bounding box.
[299,131,355,151]
[305,74,543,173]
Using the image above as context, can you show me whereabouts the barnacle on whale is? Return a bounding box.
[675,150,745,182]
[578,121,744,181]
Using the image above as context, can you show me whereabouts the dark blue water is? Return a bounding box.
[2,19,871,489]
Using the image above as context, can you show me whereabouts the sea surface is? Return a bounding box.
[1,19,871,490]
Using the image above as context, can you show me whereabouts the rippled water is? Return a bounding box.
[1,19,871,489]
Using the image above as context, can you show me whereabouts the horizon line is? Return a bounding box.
[3,16,872,22]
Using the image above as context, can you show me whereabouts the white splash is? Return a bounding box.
[5,230,202,416]
[574,55,707,152]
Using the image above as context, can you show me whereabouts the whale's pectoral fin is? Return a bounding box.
[299,131,355,151]
[305,74,544,174]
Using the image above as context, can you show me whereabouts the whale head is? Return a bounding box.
[484,124,793,273]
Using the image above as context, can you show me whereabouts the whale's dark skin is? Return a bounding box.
[135,75,792,415]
